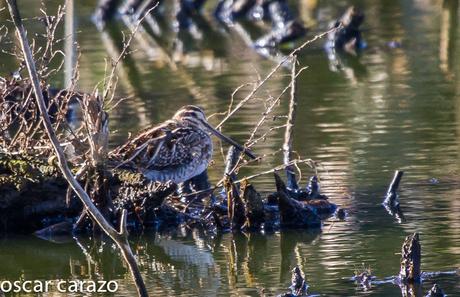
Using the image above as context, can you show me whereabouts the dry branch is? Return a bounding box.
[216,25,340,130]
[4,1,148,296]
[383,170,405,222]
[283,55,299,190]
[384,170,404,207]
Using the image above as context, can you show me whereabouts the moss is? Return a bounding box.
[113,169,146,184]
[0,153,61,191]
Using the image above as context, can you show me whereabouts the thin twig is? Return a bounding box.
[227,65,308,177]
[102,3,159,103]
[215,25,340,130]
[233,159,315,184]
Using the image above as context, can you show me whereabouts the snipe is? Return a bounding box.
[111,105,255,183]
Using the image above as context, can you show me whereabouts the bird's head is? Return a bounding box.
[173,105,257,159]
[173,105,208,128]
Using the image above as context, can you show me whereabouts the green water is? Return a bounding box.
[1,0,460,296]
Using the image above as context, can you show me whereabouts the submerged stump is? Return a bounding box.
[277,266,308,297]
[353,268,373,290]
[241,179,265,230]
[426,284,445,297]
[328,6,365,52]
[224,176,246,230]
[400,232,421,283]
[383,170,405,222]
[384,170,404,207]
[290,266,308,296]
[274,173,321,228]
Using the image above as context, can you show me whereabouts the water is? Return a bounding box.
[1,0,460,296]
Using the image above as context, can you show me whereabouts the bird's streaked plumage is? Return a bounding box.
[111,105,255,183]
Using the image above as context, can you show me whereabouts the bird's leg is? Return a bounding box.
[178,179,193,202]
[189,169,215,204]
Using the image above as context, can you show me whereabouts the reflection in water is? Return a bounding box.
[1,0,460,296]
[1,228,458,296]
[439,0,458,76]
[64,0,76,88]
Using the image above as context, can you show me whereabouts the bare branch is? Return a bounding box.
[215,25,340,130]
[4,1,149,296]
[283,55,299,190]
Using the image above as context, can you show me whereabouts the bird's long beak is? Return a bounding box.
[201,120,257,159]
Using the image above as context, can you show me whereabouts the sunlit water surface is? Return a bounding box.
[1,0,460,296]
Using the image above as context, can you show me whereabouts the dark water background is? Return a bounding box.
[1,0,460,296]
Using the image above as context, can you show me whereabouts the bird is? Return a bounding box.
[110,105,256,184]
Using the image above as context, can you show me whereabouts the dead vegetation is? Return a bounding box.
[0,2,339,296]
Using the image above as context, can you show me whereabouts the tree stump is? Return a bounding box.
[241,179,264,230]
[274,173,321,228]
[400,233,421,283]
[426,284,445,297]
[224,176,245,230]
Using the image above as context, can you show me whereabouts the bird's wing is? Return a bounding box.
[111,122,211,172]
[110,122,171,163]
[146,126,210,171]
